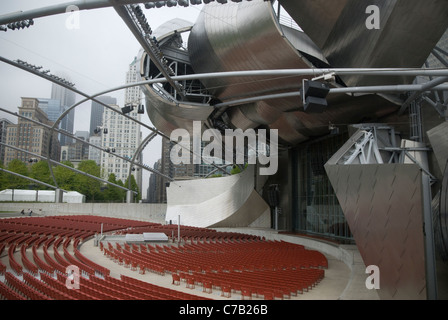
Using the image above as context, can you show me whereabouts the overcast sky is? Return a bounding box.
[0,1,203,198]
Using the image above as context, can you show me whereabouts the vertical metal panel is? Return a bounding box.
[427,122,448,173]
[438,161,448,260]
[325,163,427,299]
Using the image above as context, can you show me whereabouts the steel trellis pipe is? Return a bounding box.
[0,142,134,193]
[0,0,160,25]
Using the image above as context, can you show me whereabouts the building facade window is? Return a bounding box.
[292,131,353,242]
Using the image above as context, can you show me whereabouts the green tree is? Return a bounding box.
[103,173,125,202]
[0,163,8,190]
[5,159,29,189]
[73,160,102,201]
[230,163,248,175]
[54,161,76,191]
[125,174,140,202]
[29,160,53,190]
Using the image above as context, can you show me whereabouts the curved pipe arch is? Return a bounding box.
[3,55,448,184]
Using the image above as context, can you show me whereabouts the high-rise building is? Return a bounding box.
[88,135,102,165]
[123,57,143,193]
[89,96,117,136]
[146,159,163,203]
[50,76,76,146]
[51,78,76,107]
[60,131,90,163]
[3,98,60,166]
[98,58,143,195]
[0,118,13,164]
[37,98,69,147]
[125,57,142,106]
[158,138,195,203]
[99,104,141,185]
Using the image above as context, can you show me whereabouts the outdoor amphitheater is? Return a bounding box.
[1,0,447,303]
[0,213,342,301]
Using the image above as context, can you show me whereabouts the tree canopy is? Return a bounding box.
[0,159,139,202]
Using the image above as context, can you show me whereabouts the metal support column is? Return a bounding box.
[126,190,133,203]
[409,97,423,142]
[422,173,438,300]
[55,188,63,203]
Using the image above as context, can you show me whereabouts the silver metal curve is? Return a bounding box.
[136,20,215,136]
[185,0,404,145]
[279,0,448,87]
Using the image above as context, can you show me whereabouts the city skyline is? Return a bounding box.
[0,1,203,197]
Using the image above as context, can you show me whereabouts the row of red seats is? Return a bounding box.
[8,243,23,275]
[109,240,327,275]
[32,244,54,274]
[0,216,155,242]
[1,215,328,300]
[73,238,110,277]
[1,216,216,300]
[119,274,208,300]
[173,268,325,299]
[23,272,73,300]
[103,239,327,299]
[0,279,26,300]
[1,265,207,300]
[48,215,154,229]
[21,243,39,276]
[3,272,49,300]
[0,243,6,275]
[40,272,97,300]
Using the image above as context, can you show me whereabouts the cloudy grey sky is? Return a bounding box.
[0,1,203,197]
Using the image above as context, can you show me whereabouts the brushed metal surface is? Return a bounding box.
[188,1,310,102]
[166,165,270,228]
[139,0,446,146]
[325,162,428,299]
[280,0,448,86]
[427,122,448,173]
[187,0,399,145]
[439,161,448,260]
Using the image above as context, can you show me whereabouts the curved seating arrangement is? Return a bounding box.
[0,215,212,300]
[103,238,327,299]
[0,214,327,300]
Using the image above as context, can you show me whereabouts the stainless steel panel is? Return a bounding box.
[139,0,446,147]
[141,83,214,136]
[439,161,448,261]
[280,0,448,86]
[188,1,310,102]
[280,0,349,49]
[187,0,319,143]
[187,0,400,145]
[427,122,448,173]
[325,163,427,299]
